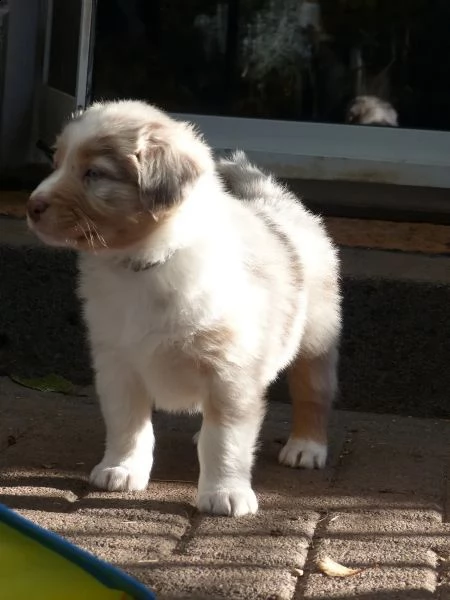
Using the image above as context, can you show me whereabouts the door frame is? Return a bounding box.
[37,0,95,149]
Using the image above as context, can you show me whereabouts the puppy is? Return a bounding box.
[27,100,341,517]
[346,95,398,127]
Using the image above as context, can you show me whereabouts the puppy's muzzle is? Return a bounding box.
[27,194,50,223]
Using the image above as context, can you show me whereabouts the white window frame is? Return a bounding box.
[172,112,450,189]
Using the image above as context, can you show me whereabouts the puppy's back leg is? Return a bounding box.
[279,344,338,469]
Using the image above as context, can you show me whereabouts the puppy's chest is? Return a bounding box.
[79,265,205,347]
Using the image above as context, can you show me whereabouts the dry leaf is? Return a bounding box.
[317,556,363,578]
[64,491,78,503]
[137,559,158,564]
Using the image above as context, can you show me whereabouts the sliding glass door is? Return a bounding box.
[37,0,450,189]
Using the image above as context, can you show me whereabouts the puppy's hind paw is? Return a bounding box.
[279,437,327,469]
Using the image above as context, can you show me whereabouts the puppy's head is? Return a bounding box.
[27,100,212,251]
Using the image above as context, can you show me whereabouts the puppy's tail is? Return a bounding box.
[217,150,284,202]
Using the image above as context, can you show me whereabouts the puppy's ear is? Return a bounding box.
[136,128,202,210]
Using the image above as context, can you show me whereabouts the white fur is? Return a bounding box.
[78,175,269,505]
[89,354,155,491]
[197,421,259,516]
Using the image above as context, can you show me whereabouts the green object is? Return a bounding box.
[0,503,157,600]
[10,374,77,395]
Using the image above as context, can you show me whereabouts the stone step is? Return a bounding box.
[1,217,449,419]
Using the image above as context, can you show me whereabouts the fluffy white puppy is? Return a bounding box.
[27,100,341,517]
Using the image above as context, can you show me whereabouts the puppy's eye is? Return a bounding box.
[84,168,101,180]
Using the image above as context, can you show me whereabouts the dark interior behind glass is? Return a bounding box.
[92,0,450,130]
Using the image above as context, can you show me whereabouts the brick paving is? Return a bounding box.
[0,376,449,599]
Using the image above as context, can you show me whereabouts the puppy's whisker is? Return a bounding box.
[78,210,108,249]
[79,223,91,248]
[85,215,108,249]
[80,214,95,250]
[95,228,108,248]
[91,221,108,248]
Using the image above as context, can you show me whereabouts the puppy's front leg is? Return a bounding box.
[197,394,264,517]
[90,356,154,492]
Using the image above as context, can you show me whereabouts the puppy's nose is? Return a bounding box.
[27,194,49,222]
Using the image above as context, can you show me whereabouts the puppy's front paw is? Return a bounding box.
[279,437,327,469]
[197,487,258,517]
[90,460,150,492]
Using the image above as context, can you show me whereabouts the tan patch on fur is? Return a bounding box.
[76,134,138,181]
[138,128,203,208]
[38,173,169,251]
[31,134,178,251]
[193,327,234,424]
[150,327,241,422]
[30,107,209,252]
[154,344,209,406]
[179,326,264,425]
[72,134,181,250]
[202,397,222,424]
[287,354,333,444]
[192,327,235,364]
[96,210,172,251]
[162,326,235,376]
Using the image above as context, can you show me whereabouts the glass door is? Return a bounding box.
[90,0,450,190]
